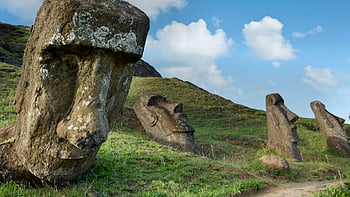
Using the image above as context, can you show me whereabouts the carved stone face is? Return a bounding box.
[133,94,203,155]
[11,0,149,182]
[266,93,302,161]
[310,101,348,139]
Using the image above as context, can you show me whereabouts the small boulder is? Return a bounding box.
[259,155,290,172]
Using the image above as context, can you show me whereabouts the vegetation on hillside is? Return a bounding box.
[0,65,349,196]
[0,62,19,127]
[0,22,30,66]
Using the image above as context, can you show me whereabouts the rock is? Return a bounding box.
[310,101,350,157]
[0,0,149,183]
[133,94,204,155]
[133,59,162,77]
[260,155,290,172]
[266,93,303,161]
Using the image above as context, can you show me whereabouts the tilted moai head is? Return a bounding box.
[133,94,203,155]
[266,93,302,161]
[310,101,350,157]
[11,0,149,182]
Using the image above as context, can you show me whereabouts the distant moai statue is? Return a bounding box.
[0,0,149,183]
[310,101,350,157]
[133,94,204,155]
[266,93,303,161]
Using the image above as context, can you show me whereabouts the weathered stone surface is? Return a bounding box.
[259,155,290,172]
[310,101,350,157]
[133,59,162,77]
[0,0,149,183]
[266,93,303,161]
[133,94,204,155]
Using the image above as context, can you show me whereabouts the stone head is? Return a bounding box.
[134,94,194,136]
[13,0,149,182]
[310,101,348,139]
[266,93,302,161]
[266,93,299,143]
[133,94,203,154]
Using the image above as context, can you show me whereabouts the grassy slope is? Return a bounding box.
[0,62,20,127]
[0,22,30,66]
[0,70,349,196]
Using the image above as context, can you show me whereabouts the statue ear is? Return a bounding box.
[269,111,279,126]
[150,115,158,127]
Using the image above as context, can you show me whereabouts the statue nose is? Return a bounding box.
[287,111,298,122]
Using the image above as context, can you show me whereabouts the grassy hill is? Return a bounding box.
[1,63,350,196]
[0,62,20,127]
[0,22,30,66]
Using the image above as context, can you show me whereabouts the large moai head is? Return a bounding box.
[266,93,302,161]
[13,0,149,182]
[310,101,350,157]
[133,94,203,155]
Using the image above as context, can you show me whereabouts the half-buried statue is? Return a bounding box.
[310,101,350,157]
[133,94,204,155]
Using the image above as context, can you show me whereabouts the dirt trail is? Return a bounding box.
[249,180,345,197]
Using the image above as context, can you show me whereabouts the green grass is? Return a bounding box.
[313,182,350,197]
[0,62,20,127]
[0,22,30,65]
[1,73,350,196]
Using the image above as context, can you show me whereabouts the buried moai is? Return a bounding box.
[133,94,204,155]
[310,101,350,157]
[266,93,303,161]
[0,0,149,183]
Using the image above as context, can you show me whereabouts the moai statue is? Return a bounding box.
[266,93,303,161]
[133,94,204,155]
[310,101,350,157]
[0,0,149,183]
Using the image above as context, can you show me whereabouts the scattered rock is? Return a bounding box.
[259,155,290,172]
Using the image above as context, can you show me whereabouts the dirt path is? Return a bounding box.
[248,180,345,197]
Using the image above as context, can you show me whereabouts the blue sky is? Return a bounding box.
[1,0,350,121]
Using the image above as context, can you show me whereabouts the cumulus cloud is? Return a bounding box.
[293,25,323,38]
[144,19,242,96]
[242,16,296,61]
[272,61,281,68]
[212,16,223,28]
[125,0,187,19]
[302,65,337,90]
[0,0,43,22]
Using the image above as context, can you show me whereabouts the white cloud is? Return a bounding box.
[0,0,43,22]
[272,61,281,68]
[212,16,223,28]
[144,19,242,96]
[125,0,187,19]
[293,25,323,38]
[242,16,296,61]
[302,65,337,90]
